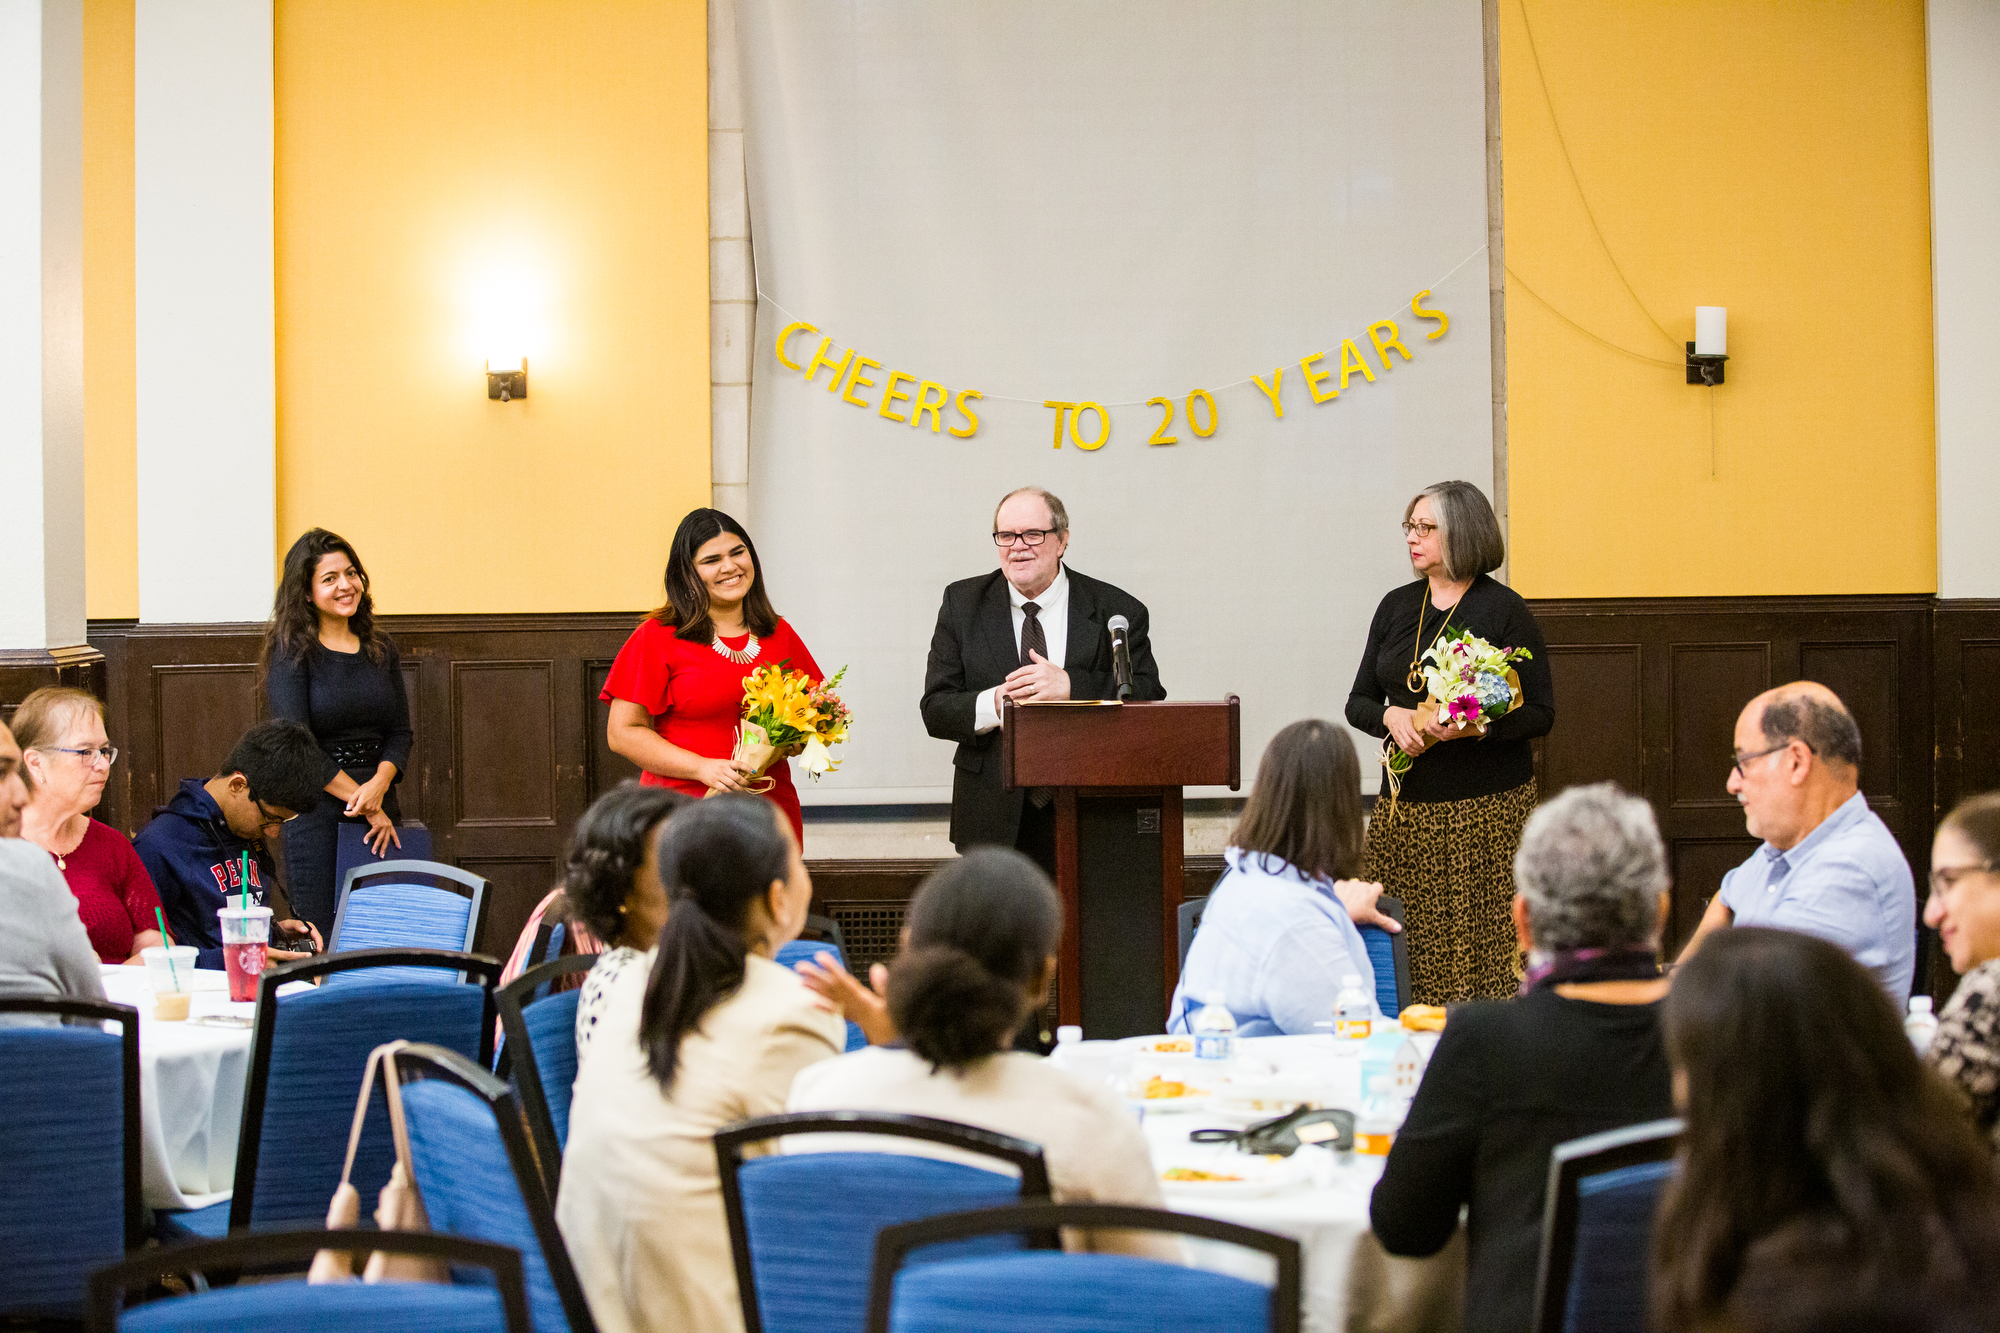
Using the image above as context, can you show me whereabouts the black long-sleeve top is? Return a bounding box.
[1369,990,1675,1333]
[263,638,415,788]
[1345,574,1554,803]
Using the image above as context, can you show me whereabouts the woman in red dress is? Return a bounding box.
[603,509,823,844]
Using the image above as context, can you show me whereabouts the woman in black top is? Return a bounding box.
[1370,783,1674,1333]
[1347,480,1553,1002]
[1653,928,2000,1333]
[258,529,413,936]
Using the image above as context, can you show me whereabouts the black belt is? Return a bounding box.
[325,741,382,771]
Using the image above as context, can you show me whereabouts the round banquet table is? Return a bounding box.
[96,964,308,1211]
[1121,1033,1467,1333]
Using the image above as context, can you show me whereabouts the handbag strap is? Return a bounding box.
[378,1043,420,1176]
[339,1039,412,1187]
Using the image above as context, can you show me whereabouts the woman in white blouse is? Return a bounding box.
[556,784,687,1061]
[788,848,1174,1258]
[558,794,842,1333]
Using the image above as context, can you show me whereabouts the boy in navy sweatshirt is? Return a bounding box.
[135,720,329,970]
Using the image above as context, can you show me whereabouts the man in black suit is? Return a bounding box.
[920,487,1165,870]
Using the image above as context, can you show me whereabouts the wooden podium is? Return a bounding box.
[1001,696,1240,1036]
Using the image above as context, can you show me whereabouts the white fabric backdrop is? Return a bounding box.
[737,0,1493,803]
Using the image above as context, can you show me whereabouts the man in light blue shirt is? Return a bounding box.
[1682,682,1915,1000]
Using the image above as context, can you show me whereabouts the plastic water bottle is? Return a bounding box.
[1906,995,1939,1054]
[1334,973,1373,1047]
[1191,995,1237,1063]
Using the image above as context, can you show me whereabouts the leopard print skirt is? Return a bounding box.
[1363,779,1538,1005]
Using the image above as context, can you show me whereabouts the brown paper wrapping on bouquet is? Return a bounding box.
[728,720,780,794]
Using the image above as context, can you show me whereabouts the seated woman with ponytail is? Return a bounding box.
[788,847,1175,1258]
[557,795,844,1333]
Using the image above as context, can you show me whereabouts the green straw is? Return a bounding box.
[239,851,250,912]
[153,907,178,989]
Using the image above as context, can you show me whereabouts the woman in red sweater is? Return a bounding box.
[602,509,824,845]
[14,687,162,964]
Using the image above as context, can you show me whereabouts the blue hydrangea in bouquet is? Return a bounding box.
[1379,629,1533,819]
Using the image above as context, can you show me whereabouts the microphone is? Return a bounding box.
[1108,614,1134,701]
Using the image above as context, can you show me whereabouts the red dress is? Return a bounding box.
[599,616,824,844]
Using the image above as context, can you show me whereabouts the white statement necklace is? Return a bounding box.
[711,633,759,666]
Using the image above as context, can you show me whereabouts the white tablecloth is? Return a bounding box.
[1128,1035,1465,1333]
[99,965,259,1211]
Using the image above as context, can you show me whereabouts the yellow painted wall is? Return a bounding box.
[83,0,138,620]
[273,0,710,614]
[1501,0,1935,597]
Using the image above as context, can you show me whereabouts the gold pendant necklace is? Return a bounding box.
[1407,585,1460,692]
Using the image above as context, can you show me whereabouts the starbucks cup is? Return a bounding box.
[218,904,273,1003]
[141,944,199,1020]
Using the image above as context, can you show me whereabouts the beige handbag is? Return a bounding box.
[308,1040,449,1285]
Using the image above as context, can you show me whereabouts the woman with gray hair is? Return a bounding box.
[1370,782,1676,1333]
[1347,479,1554,1004]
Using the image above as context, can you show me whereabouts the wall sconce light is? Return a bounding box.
[1686,307,1727,385]
[486,357,528,402]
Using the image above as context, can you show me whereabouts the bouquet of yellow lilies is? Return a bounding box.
[732,663,851,789]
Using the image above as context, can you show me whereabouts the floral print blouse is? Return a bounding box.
[1927,958,2000,1153]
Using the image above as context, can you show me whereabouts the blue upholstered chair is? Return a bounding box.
[87,1227,530,1332]
[715,1111,1055,1333]
[1359,894,1410,1018]
[152,948,501,1243]
[333,821,434,906]
[1531,1117,1684,1333]
[863,1202,1302,1333]
[0,998,142,1321]
[391,1043,597,1333]
[774,917,867,1052]
[1176,896,1207,974]
[494,951,596,1192]
[328,860,489,982]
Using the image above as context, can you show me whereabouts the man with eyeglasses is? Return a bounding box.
[134,720,329,970]
[1678,681,1915,1000]
[921,486,1164,874]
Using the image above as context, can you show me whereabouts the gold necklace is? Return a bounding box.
[1407,584,1462,692]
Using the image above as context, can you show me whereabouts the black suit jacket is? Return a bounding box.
[920,567,1165,850]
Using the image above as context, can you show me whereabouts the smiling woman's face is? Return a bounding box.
[694,532,755,609]
[311,551,365,622]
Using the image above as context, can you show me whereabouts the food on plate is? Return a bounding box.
[1141,1075,1209,1100]
[1162,1167,1244,1183]
[1400,1004,1447,1032]
[1142,1037,1194,1054]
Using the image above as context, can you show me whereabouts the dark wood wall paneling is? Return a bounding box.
[57,595,1970,986]
[1530,595,1936,972]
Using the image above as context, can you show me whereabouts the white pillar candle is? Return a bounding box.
[1695,306,1727,357]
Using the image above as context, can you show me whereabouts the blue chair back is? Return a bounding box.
[1358,894,1410,1018]
[716,1112,1055,1333]
[392,1045,597,1333]
[866,1202,1301,1333]
[335,820,434,898]
[774,934,866,1051]
[1176,896,1207,973]
[329,860,489,980]
[0,999,140,1319]
[90,1226,530,1332]
[228,949,501,1233]
[1533,1118,1684,1333]
[495,951,596,1194]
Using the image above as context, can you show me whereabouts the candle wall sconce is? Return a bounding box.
[486,358,528,401]
[1686,307,1728,385]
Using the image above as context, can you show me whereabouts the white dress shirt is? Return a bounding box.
[973,564,1070,733]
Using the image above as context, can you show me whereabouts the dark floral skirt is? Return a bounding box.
[1363,779,1538,1005]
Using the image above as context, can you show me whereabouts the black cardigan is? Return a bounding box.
[1346,574,1554,803]
[1369,989,1674,1333]
[262,638,415,789]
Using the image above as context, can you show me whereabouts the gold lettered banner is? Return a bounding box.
[770,289,1451,449]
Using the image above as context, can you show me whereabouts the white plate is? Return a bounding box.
[1158,1154,1309,1198]
[1119,1035,1199,1059]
